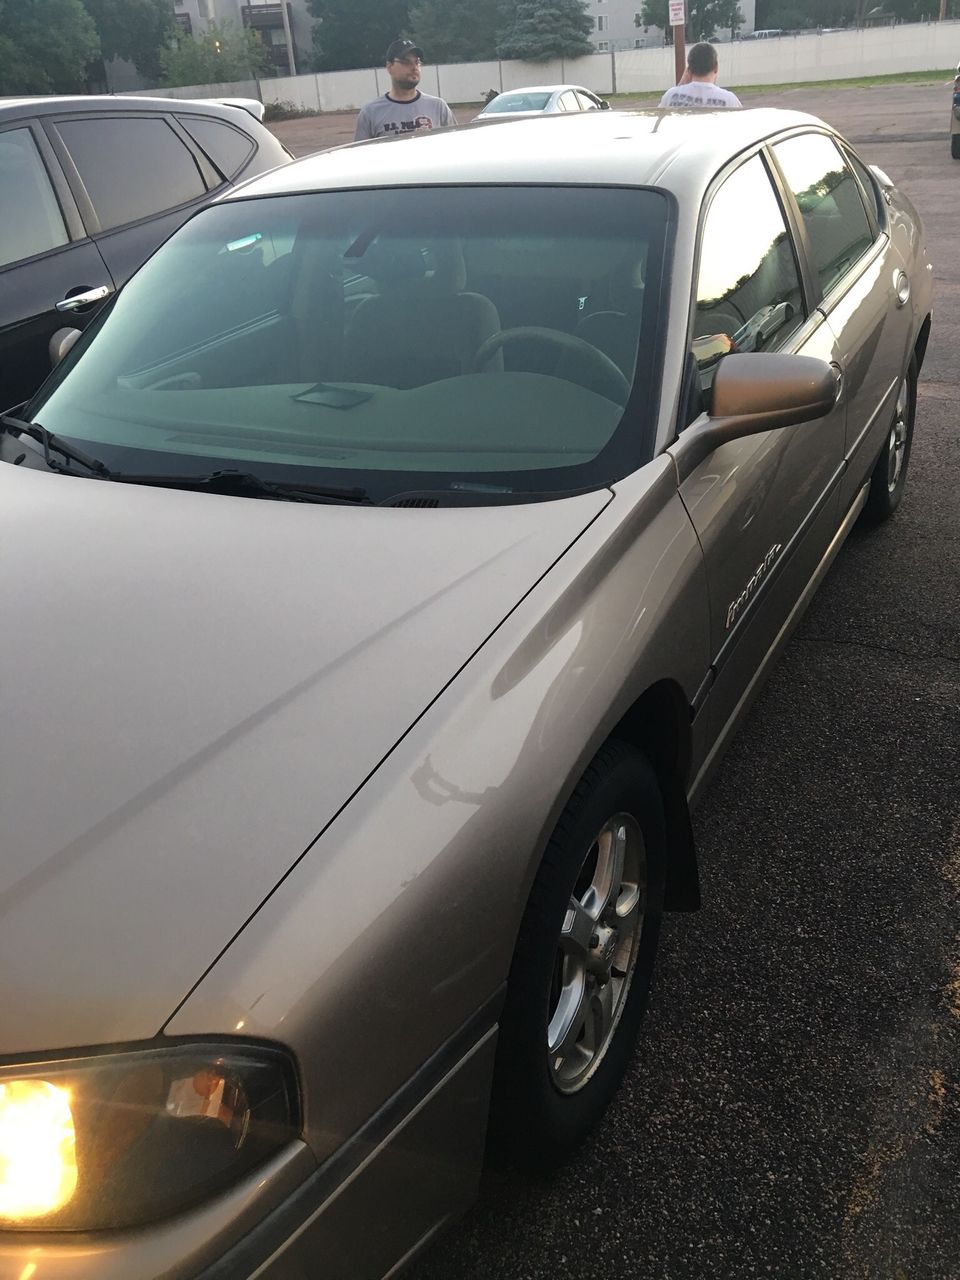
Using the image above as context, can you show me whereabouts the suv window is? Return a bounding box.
[772,133,874,298]
[179,116,255,179]
[56,117,206,232]
[694,153,805,387]
[0,128,69,268]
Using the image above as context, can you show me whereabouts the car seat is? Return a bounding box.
[342,238,502,388]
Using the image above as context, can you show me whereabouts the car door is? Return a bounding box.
[669,149,846,748]
[769,131,908,513]
[0,120,115,410]
[45,112,221,293]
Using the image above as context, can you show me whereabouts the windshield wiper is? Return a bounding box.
[112,469,372,505]
[1,412,114,478]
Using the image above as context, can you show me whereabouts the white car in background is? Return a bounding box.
[476,84,609,120]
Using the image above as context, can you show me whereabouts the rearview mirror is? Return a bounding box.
[671,352,839,481]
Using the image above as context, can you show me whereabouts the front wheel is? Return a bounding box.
[489,741,666,1167]
[863,355,917,523]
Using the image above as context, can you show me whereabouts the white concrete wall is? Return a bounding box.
[129,79,261,100]
[614,20,959,93]
[137,20,957,113]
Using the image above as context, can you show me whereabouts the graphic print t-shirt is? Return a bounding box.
[354,92,457,140]
[658,82,742,108]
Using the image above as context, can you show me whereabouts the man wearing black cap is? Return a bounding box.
[354,39,457,141]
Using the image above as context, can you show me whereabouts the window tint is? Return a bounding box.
[57,117,206,232]
[179,116,255,179]
[0,128,69,268]
[772,133,874,297]
[694,153,804,387]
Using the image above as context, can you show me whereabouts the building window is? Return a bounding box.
[597,14,608,30]
[597,40,609,50]
[634,38,643,46]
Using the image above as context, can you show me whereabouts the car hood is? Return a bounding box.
[0,468,610,1055]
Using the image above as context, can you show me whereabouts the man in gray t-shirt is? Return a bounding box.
[658,42,742,109]
[354,39,457,141]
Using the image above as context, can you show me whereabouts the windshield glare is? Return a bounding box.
[33,185,667,503]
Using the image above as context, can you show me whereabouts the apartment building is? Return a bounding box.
[172,0,313,75]
[587,0,756,52]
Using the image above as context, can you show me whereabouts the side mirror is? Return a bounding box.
[49,327,82,368]
[600,99,611,110]
[671,352,839,481]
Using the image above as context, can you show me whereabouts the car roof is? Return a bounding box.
[0,95,259,124]
[495,85,586,95]
[229,107,826,203]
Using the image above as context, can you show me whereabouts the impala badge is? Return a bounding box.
[726,544,782,629]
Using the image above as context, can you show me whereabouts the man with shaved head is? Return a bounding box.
[659,42,742,108]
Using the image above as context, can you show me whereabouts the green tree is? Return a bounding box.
[81,0,177,83]
[159,20,270,87]
[0,0,100,93]
[497,0,594,60]
[642,0,743,39]
[306,0,411,71]
[408,0,500,62]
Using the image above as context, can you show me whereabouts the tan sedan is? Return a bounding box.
[0,105,932,1278]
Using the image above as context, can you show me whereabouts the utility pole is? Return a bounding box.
[279,1,296,76]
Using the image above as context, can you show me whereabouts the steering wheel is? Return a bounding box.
[473,325,632,403]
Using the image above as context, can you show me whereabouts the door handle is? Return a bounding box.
[56,285,113,313]
[830,361,843,404]
[893,270,910,308]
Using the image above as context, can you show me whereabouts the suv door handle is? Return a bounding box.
[56,285,113,313]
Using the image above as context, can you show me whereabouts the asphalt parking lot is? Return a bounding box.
[279,84,960,1279]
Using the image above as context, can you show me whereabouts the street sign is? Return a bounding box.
[668,0,685,25]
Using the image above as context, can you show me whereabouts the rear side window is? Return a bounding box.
[694,153,805,387]
[179,116,255,179]
[57,117,206,232]
[772,133,874,298]
[0,128,69,268]
[844,148,884,224]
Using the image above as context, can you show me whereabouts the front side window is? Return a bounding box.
[772,133,874,298]
[56,117,206,232]
[0,128,69,269]
[694,153,805,389]
[32,186,669,504]
[558,92,580,112]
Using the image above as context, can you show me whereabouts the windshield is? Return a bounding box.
[484,93,553,113]
[31,185,668,504]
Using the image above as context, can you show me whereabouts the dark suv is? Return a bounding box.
[0,95,289,408]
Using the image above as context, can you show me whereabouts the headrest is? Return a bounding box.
[362,237,467,297]
[610,252,646,315]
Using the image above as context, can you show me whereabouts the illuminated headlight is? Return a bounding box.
[0,1043,300,1230]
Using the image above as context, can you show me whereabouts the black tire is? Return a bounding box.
[863,354,917,524]
[951,133,960,160]
[489,740,666,1168]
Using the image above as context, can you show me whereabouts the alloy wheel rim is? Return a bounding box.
[547,813,646,1094]
[887,378,909,493]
